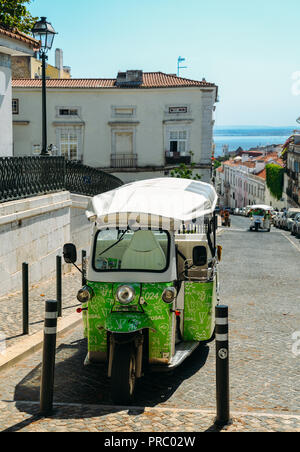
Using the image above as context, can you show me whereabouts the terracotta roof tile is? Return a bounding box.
[0,24,40,48]
[12,72,216,89]
[256,168,266,180]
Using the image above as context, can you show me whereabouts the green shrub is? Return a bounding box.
[266,164,284,200]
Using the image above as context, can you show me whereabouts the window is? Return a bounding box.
[168,130,188,154]
[93,229,170,273]
[12,99,19,115]
[112,106,136,118]
[57,107,79,117]
[56,127,82,161]
[169,106,188,114]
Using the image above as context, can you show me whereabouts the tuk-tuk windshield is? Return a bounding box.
[93,229,170,272]
[251,209,266,216]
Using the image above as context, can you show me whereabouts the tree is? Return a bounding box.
[266,164,284,201]
[0,0,37,34]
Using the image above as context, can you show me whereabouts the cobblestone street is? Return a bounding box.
[0,268,82,349]
[0,216,300,432]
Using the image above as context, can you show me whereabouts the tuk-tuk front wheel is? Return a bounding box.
[111,342,136,405]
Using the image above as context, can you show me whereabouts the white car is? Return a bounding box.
[291,213,300,235]
[284,209,300,231]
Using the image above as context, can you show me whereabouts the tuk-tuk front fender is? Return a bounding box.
[102,312,156,334]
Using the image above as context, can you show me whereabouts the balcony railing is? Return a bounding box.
[165,152,191,165]
[110,154,138,168]
[0,156,123,203]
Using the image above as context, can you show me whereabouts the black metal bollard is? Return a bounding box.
[22,263,29,335]
[56,256,62,318]
[82,250,87,286]
[215,305,231,427]
[40,300,58,416]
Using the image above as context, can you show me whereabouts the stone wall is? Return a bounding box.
[11,56,31,79]
[0,191,92,298]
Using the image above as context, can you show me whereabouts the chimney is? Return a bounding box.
[55,48,63,78]
[116,70,143,86]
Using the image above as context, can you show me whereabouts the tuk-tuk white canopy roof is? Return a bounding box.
[250,205,272,211]
[86,178,218,230]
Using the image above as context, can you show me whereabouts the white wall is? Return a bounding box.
[0,192,93,298]
[12,86,216,177]
[0,53,13,157]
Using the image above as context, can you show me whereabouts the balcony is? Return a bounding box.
[110,154,138,168]
[165,152,191,165]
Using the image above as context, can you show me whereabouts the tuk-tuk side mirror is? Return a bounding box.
[63,243,77,264]
[193,246,207,267]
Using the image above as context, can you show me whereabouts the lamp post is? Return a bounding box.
[32,17,57,156]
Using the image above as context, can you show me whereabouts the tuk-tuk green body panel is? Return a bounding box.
[183,280,216,341]
[85,281,173,361]
[104,312,156,333]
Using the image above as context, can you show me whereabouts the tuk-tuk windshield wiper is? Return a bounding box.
[97,230,128,258]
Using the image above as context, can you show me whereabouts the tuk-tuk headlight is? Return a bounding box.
[162,287,177,304]
[77,286,94,304]
[116,285,135,305]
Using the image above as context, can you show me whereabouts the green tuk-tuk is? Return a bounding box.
[63,178,220,404]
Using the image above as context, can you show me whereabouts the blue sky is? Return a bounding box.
[28,0,300,127]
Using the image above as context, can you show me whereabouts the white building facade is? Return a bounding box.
[0,25,38,157]
[216,153,286,210]
[12,71,218,183]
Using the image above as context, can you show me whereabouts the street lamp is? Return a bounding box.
[32,17,57,156]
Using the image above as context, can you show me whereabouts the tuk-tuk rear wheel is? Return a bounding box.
[111,342,136,405]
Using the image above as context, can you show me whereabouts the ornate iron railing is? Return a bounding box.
[0,156,123,203]
[65,160,123,196]
[110,153,138,168]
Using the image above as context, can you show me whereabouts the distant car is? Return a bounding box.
[272,212,281,227]
[271,211,279,225]
[295,216,300,238]
[291,212,300,235]
[285,209,300,232]
[278,211,287,229]
[234,208,240,215]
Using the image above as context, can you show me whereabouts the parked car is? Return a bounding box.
[279,210,288,229]
[273,212,282,227]
[275,211,285,229]
[246,206,252,217]
[295,216,300,238]
[271,211,280,225]
[291,212,300,235]
[285,209,300,232]
[234,208,240,215]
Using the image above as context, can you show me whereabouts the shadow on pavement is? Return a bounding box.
[12,337,210,421]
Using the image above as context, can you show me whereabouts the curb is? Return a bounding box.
[0,312,82,373]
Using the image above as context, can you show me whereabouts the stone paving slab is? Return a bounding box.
[1,401,300,432]
[0,268,82,350]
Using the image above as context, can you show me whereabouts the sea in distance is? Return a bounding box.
[214,126,296,157]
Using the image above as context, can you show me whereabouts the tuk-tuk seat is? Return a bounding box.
[121,230,166,270]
